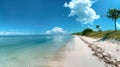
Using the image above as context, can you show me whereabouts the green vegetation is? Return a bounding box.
[87,30,120,40]
[73,8,120,41]
[96,25,101,32]
[73,28,120,40]
[107,9,120,31]
[81,28,94,36]
[96,25,100,30]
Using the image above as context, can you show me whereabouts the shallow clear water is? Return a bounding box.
[0,35,73,67]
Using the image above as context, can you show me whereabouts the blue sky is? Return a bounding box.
[0,0,120,35]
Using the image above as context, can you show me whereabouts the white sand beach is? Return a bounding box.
[47,36,109,67]
[79,36,120,67]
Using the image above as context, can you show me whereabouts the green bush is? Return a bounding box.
[82,28,94,35]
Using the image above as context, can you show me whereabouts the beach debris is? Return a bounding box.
[114,61,120,67]
[79,36,120,67]
[116,49,119,51]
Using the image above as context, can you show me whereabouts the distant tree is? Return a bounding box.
[107,9,120,31]
[96,25,100,31]
[82,28,93,35]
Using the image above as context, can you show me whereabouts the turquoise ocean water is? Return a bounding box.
[0,35,73,67]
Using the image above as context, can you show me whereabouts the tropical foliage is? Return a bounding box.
[81,28,94,35]
[107,9,120,31]
[96,25,100,32]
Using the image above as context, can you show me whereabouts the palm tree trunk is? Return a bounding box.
[114,19,117,31]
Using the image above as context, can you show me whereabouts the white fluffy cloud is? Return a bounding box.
[117,22,120,29]
[64,0,100,24]
[0,32,26,35]
[46,27,67,34]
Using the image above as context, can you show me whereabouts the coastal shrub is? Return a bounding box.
[82,28,94,36]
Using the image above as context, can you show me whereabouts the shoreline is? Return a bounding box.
[47,35,108,67]
[47,38,72,67]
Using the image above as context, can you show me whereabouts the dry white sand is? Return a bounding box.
[47,36,108,67]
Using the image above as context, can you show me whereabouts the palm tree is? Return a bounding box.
[96,25,100,31]
[96,25,102,32]
[107,9,120,31]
